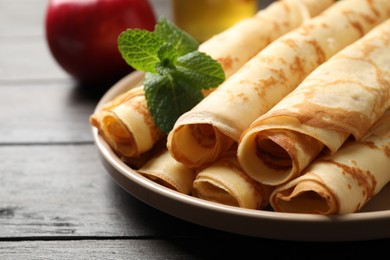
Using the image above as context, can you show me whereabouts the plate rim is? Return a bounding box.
[92,70,390,241]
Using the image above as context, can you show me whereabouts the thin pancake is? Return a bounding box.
[193,147,273,209]
[138,148,196,195]
[238,17,390,186]
[168,0,390,169]
[270,108,390,215]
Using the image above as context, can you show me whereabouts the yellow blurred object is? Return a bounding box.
[172,0,258,42]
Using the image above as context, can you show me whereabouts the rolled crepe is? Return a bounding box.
[238,17,390,186]
[90,0,333,161]
[137,148,196,195]
[199,0,334,80]
[270,108,390,215]
[192,147,274,209]
[167,0,390,169]
[90,84,164,159]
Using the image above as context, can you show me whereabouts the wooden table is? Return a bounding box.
[1,0,389,258]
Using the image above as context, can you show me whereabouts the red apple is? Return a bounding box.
[45,0,157,85]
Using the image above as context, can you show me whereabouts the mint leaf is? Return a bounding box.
[175,51,225,90]
[144,71,203,134]
[118,29,164,73]
[156,43,178,73]
[117,17,225,134]
[145,50,224,133]
[154,16,199,56]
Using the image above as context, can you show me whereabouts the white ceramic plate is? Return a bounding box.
[92,71,390,242]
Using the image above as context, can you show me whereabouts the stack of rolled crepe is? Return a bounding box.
[270,108,390,215]
[192,17,390,212]
[238,17,390,187]
[90,0,334,162]
[167,0,390,169]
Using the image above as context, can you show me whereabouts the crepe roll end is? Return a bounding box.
[270,178,338,215]
[238,126,325,186]
[167,123,234,168]
[138,150,196,195]
[193,156,270,209]
[99,110,139,158]
[238,129,295,186]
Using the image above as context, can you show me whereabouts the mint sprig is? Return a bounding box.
[118,17,225,134]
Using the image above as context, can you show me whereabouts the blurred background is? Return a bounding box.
[0,0,271,96]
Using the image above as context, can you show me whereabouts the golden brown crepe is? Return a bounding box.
[167,0,390,169]
[90,0,334,162]
[90,84,164,159]
[238,17,390,186]
[192,147,274,209]
[199,0,335,80]
[270,108,390,215]
[137,148,196,195]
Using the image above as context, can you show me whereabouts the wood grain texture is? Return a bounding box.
[0,38,70,82]
[0,0,69,82]
[0,82,96,143]
[0,144,226,238]
[0,0,47,38]
[1,237,389,259]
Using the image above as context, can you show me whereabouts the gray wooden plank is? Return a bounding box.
[0,0,47,38]
[0,237,388,260]
[0,38,70,82]
[0,81,100,144]
[0,144,226,238]
[0,239,201,260]
[0,0,69,82]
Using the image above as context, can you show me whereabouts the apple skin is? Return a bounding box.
[45,0,157,85]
